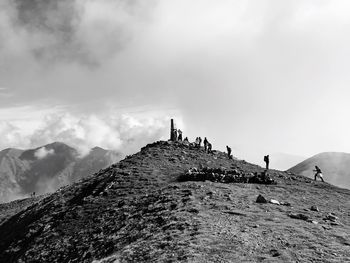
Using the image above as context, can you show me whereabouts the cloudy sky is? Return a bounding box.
[1,0,350,166]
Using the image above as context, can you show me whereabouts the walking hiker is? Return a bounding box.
[313,166,324,182]
[226,146,232,158]
[264,155,269,170]
[178,129,183,141]
[204,137,208,152]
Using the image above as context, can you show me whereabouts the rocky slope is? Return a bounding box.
[0,141,349,262]
[288,152,350,189]
[0,142,122,203]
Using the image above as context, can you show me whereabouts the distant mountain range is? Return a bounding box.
[288,152,350,189]
[0,142,122,203]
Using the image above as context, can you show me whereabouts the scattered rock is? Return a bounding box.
[256,195,268,204]
[270,199,280,205]
[289,213,309,221]
[310,205,319,212]
[280,201,291,206]
[324,214,338,222]
[270,249,281,257]
[179,167,276,184]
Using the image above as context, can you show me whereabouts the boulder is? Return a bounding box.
[256,194,268,203]
[310,205,319,212]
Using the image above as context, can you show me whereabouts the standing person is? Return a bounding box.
[178,129,183,141]
[204,137,208,152]
[198,137,202,147]
[264,155,269,170]
[313,166,324,182]
[226,146,232,158]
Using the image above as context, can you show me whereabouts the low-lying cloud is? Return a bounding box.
[34,147,55,159]
[0,110,169,156]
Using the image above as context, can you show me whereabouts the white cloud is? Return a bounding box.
[0,107,170,156]
[34,147,55,159]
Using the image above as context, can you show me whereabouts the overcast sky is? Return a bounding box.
[1,0,350,166]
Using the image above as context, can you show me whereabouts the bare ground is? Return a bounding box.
[0,141,349,262]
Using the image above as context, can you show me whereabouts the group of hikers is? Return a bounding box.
[170,119,325,183]
[170,119,233,157]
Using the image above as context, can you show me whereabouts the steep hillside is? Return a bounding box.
[0,141,349,262]
[0,142,122,203]
[288,152,350,189]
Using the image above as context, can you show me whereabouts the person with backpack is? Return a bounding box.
[313,165,324,182]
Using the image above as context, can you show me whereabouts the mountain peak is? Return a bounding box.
[0,141,350,262]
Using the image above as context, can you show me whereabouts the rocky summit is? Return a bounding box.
[0,141,350,262]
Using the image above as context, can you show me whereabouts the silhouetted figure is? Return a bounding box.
[204,137,208,152]
[183,137,189,143]
[207,142,212,153]
[170,119,176,141]
[198,137,202,147]
[264,155,269,170]
[226,146,232,158]
[178,129,182,141]
[313,165,324,182]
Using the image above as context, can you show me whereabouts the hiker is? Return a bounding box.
[198,137,202,147]
[264,155,269,170]
[226,146,232,159]
[207,142,212,154]
[195,137,200,148]
[313,165,324,182]
[178,129,183,141]
[204,137,208,152]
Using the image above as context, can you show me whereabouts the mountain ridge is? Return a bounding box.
[0,142,122,203]
[0,141,349,262]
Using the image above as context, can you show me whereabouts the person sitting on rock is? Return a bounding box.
[226,146,232,159]
[207,142,212,154]
[264,155,269,170]
[313,165,324,182]
[178,129,183,141]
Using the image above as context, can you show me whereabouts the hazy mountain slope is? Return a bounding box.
[0,141,349,262]
[288,152,350,189]
[0,143,122,203]
[270,152,305,171]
